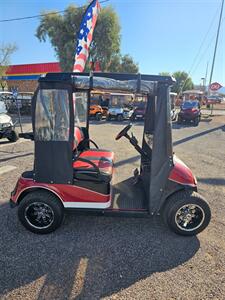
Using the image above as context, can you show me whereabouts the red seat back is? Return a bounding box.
[73,127,84,150]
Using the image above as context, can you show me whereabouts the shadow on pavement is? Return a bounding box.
[0,152,33,163]
[0,140,11,145]
[89,120,144,127]
[198,177,225,186]
[0,200,200,299]
[114,155,140,168]
[174,125,225,146]
[172,122,198,129]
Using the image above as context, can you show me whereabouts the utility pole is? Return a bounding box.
[204,61,209,93]
[208,0,224,114]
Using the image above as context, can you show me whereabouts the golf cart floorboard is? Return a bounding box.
[110,177,147,210]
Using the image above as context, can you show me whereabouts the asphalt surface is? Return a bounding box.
[0,115,225,299]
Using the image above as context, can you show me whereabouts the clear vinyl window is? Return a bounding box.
[35,89,70,141]
[73,92,88,128]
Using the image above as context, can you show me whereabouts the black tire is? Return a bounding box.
[117,114,123,122]
[193,117,199,126]
[130,115,135,122]
[177,116,182,124]
[95,113,102,121]
[106,115,111,121]
[163,191,211,236]
[7,129,19,142]
[18,190,64,234]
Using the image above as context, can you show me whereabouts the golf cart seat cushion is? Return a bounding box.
[73,159,113,182]
[79,149,115,162]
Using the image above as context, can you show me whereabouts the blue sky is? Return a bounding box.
[0,0,224,85]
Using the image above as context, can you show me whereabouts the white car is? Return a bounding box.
[0,101,19,142]
[107,106,134,121]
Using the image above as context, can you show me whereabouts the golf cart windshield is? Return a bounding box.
[35,89,70,141]
[0,101,7,114]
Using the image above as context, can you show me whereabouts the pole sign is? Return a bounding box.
[209,82,222,91]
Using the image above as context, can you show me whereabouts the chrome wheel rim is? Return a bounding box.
[25,202,54,229]
[175,204,205,232]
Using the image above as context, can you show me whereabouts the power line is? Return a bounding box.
[0,11,66,23]
[178,5,224,94]
[0,0,109,23]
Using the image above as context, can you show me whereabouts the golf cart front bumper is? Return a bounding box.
[0,124,13,136]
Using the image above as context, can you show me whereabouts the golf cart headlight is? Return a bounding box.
[2,123,11,128]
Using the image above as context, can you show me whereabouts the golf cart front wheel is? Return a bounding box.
[7,129,19,142]
[117,114,124,121]
[163,191,211,236]
[18,190,64,234]
[95,113,102,121]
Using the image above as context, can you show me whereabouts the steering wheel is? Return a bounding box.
[115,124,132,140]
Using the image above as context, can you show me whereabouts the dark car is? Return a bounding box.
[178,101,201,126]
[131,102,146,121]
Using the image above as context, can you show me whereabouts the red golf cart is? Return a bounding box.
[10,72,211,235]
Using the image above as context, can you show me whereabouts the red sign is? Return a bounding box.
[209,82,222,91]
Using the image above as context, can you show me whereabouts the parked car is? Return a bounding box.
[0,100,19,142]
[89,104,104,121]
[131,102,146,121]
[107,105,134,121]
[206,95,222,104]
[178,101,201,126]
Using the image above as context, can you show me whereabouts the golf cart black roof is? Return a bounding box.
[39,72,175,95]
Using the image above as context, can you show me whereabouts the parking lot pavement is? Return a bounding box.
[0,117,225,299]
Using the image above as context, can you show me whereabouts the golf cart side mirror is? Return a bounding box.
[19,132,34,140]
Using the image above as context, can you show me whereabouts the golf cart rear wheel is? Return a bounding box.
[7,129,19,142]
[18,190,64,234]
[163,191,211,236]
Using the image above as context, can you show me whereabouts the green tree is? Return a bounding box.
[36,5,121,72]
[172,71,194,94]
[159,71,194,93]
[108,54,138,73]
[36,4,138,73]
[0,43,17,90]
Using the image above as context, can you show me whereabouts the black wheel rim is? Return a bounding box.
[175,204,205,232]
[25,202,54,229]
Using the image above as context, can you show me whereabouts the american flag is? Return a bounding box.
[73,0,101,72]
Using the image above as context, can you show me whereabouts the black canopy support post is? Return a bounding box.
[149,83,173,214]
[87,71,93,133]
[137,73,141,93]
[16,97,23,133]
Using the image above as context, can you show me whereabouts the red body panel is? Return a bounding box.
[11,176,110,205]
[80,150,115,161]
[169,156,197,187]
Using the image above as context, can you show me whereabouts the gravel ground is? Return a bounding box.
[0,116,225,300]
